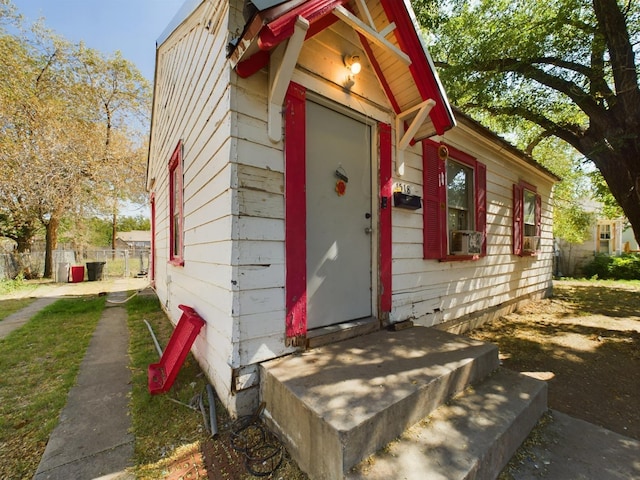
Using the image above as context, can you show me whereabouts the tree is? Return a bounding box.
[0,5,150,277]
[418,0,640,244]
[74,47,150,250]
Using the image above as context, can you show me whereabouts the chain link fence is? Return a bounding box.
[0,249,149,281]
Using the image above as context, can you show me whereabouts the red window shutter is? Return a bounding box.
[379,123,392,312]
[475,161,487,256]
[513,183,523,256]
[284,83,307,344]
[422,141,446,259]
[535,193,542,239]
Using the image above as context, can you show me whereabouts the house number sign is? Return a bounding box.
[394,182,412,195]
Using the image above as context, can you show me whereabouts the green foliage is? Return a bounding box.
[589,170,624,219]
[582,254,640,280]
[0,272,24,294]
[554,204,594,244]
[119,215,151,232]
[421,0,640,246]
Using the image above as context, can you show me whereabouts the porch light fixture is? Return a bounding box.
[344,54,362,75]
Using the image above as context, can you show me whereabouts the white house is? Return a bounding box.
[147,0,558,418]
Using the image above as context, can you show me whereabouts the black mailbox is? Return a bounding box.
[393,192,422,210]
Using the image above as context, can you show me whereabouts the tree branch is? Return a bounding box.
[464,102,585,153]
[593,0,640,107]
[467,58,609,127]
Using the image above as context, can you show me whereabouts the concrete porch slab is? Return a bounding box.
[260,326,500,479]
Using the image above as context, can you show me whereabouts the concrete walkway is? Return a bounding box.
[34,288,135,480]
[508,410,640,479]
[0,296,60,339]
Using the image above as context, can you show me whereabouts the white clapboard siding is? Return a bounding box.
[148,1,241,407]
[387,118,555,328]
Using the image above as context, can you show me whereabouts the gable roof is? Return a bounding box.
[452,108,561,182]
[116,230,151,244]
[229,0,455,139]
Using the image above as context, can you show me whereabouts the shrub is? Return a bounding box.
[582,253,640,280]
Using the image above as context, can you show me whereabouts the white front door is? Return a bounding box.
[306,101,372,329]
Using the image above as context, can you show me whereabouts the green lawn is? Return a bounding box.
[0,296,105,479]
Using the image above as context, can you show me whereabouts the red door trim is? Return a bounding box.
[284,82,308,345]
[379,123,392,312]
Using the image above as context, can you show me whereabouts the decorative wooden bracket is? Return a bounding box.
[268,16,309,143]
[333,5,411,66]
[395,99,436,176]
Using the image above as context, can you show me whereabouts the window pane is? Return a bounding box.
[173,214,180,254]
[447,160,473,232]
[447,161,472,210]
[524,190,536,226]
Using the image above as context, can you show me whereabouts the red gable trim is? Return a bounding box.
[359,35,401,115]
[236,3,342,78]
[379,0,455,135]
[258,0,348,50]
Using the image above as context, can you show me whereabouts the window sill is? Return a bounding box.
[440,254,481,262]
[168,258,185,267]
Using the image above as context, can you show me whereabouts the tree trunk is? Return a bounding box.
[16,236,31,253]
[43,216,60,279]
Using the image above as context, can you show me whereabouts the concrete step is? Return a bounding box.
[260,327,500,480]
[346,368,548,480]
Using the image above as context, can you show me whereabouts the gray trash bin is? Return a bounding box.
[57,263,70,283]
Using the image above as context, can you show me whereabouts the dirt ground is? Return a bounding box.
[466,279,640,441]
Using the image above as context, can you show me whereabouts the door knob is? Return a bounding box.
[364,227,372,234]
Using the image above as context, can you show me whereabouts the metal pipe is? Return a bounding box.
[143,319,163,358]
[206,384,219,438]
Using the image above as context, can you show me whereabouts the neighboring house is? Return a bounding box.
[621,223,640,252]
[147,0,558,420]
[114,230,151,252]
[556,199,639,276]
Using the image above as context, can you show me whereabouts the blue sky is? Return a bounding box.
[12,0,187,81]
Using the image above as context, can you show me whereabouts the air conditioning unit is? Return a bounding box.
[523,236,540,252]
[451,230,482,255]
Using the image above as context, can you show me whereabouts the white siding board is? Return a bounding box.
[238,310,287,342]
[235,137,285,173]
[237,240,284,265]
[238,287,285,317]
[238,190,284,219]
[237,217,285,242]
[239,333,292,365]
[237,264,285,291]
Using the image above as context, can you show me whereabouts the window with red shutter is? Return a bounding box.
[513,181,541,256]
[423,140,487,260]
[168,141,184,266]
